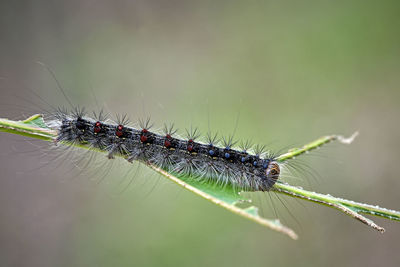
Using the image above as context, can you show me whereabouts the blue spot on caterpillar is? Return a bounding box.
[208,149,215,156]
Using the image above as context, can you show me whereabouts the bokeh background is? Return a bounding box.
[1,0,399,266]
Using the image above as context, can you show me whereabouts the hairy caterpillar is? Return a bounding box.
[52,108,281,192]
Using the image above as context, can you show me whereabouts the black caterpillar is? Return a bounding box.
[54,110,281,192]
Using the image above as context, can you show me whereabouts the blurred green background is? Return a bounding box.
[1,0,399,266]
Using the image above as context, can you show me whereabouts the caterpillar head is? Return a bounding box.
[262,161,280,190]
[266,161,280,181]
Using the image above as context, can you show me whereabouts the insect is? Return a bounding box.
[53,108,282,193]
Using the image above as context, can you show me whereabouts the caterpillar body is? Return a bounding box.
[54,110,280,192]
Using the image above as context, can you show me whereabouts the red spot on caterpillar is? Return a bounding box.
[141,129,149,143]
[94,121,102,133]
[164,139,171,148]
[116,125,124,137]
[187,139,194,152]
[164,134,172,148]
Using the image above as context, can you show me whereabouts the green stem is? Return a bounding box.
[0,115,55,140]
[274,182,399,233]
[276,132,359,162]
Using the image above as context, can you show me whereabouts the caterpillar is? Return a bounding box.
[53,108,281,192]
